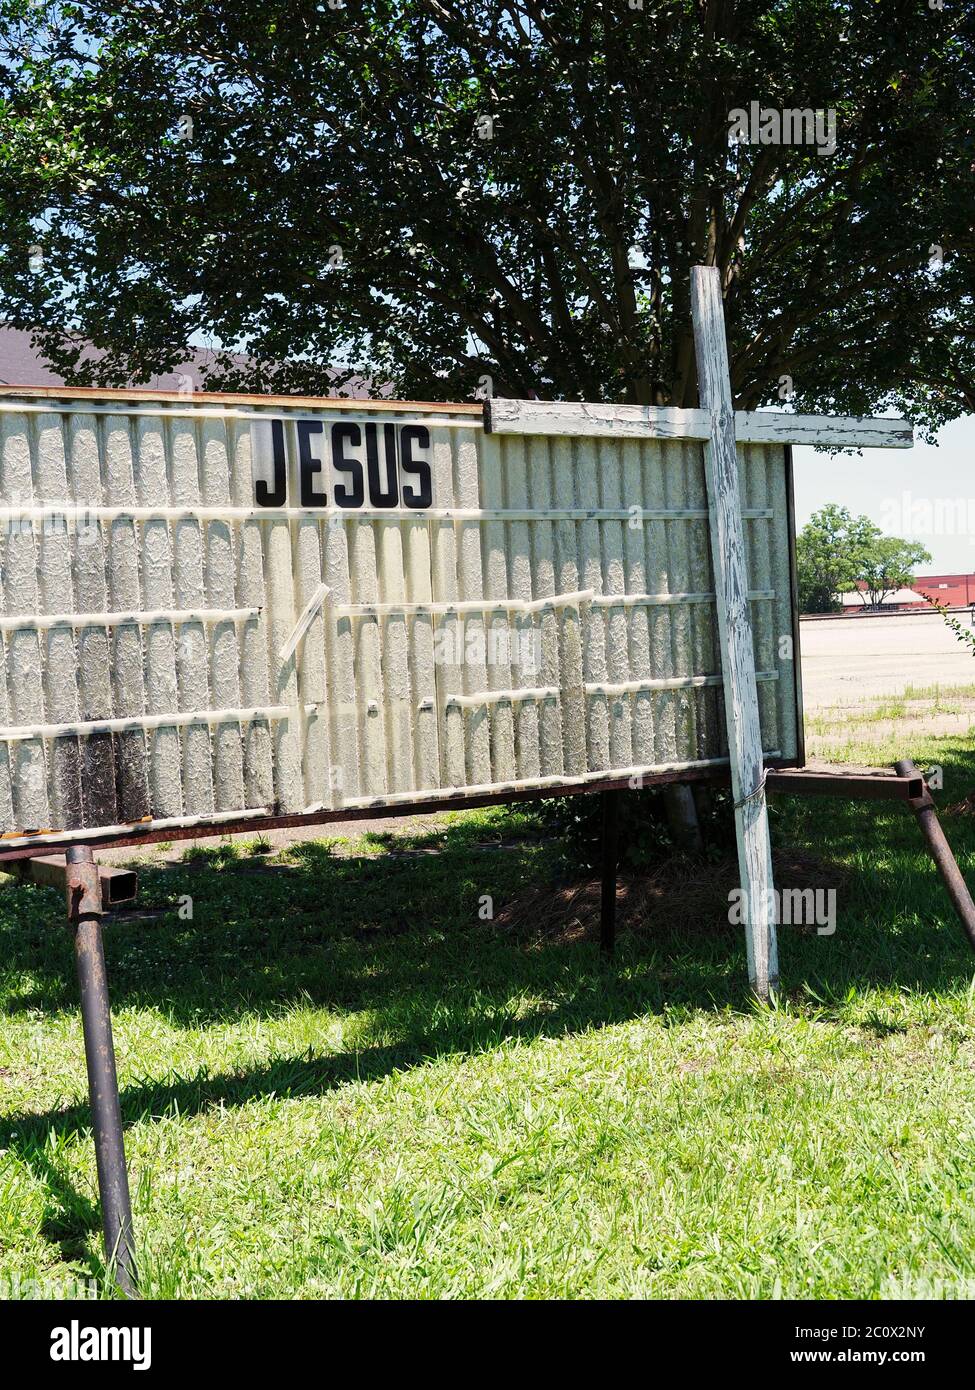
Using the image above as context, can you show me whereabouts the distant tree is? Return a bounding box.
[796,505,930,612]
[796,504,876,613]
[856,534,932,610]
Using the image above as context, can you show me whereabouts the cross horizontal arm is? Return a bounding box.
[485,398,912,449]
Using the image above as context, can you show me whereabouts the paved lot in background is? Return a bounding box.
[799,612,975,709]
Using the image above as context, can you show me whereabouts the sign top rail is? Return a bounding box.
[0,384,482,415]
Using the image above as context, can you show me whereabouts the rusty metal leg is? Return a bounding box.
[66,844,138,1297]
[600,790,620,956]
[895,758,975,953]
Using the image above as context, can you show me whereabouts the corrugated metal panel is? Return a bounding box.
[0,390,801,843]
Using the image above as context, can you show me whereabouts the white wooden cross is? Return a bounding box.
[487,264,912,998]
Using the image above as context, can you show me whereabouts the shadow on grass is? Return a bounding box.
[4,746,975,1259]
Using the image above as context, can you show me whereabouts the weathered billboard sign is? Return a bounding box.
[0,376,908,857]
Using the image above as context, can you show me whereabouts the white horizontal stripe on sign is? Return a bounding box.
[334,590,594,617]
[441,669,779,709]
[0,504,775,522]
[445,686,562,709]
[0,607,260,632]
[0,705,316,742]
[332,589,775,618]
[588,589,775,607]
[587,670,779,698]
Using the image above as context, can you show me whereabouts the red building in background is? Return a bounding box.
[909,573,975,607]
[838,573,975,613]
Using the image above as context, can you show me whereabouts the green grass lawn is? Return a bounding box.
[3,726,975,1300]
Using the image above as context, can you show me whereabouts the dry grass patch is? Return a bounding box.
[495,850,849,948]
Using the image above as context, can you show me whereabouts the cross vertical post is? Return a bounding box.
[690,265,778,997]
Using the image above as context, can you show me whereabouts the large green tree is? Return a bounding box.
[797,503,931,612]
[797,503,873,612]
[0,0,971,429]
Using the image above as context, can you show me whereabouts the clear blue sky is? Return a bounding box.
[792,414,975,574]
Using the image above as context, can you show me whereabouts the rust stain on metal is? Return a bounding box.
[896,757,975,952]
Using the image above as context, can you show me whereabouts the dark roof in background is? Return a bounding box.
[0,326,374,397]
